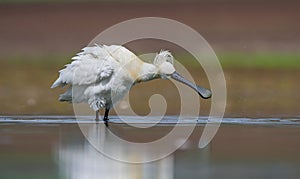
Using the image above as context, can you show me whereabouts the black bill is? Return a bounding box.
[171,71,212,99]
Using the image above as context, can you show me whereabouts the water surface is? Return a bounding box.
[1,116,300,179]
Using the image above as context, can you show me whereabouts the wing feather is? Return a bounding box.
[51,45,119,88]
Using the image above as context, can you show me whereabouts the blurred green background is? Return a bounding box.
[0,0,299,117]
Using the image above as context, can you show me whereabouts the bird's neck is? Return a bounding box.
[135,63,158,83]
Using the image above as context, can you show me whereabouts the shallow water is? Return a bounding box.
[1,116,300,179]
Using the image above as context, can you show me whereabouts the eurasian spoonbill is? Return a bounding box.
[51,44,211,125]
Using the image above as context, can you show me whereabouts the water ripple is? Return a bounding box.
[0,116,300,126]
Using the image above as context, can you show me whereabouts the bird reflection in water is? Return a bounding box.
[57,123,174,179]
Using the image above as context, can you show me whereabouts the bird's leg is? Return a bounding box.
[103,108,110,127]
[95,110,99,121]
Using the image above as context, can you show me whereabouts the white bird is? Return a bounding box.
[51,44,211,125]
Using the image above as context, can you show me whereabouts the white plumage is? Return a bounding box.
[51,44,211,124]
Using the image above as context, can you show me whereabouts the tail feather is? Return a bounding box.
[51,78,61,88]
[51,78,66,88]
[58,88,72,102]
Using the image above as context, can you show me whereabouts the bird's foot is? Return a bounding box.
[103,117,109,127]
[95,110,100,121]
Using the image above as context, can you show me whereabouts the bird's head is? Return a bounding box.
[152,50,212,99]
[153,50,175,79]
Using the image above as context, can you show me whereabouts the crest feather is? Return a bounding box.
[153,50,174,66]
